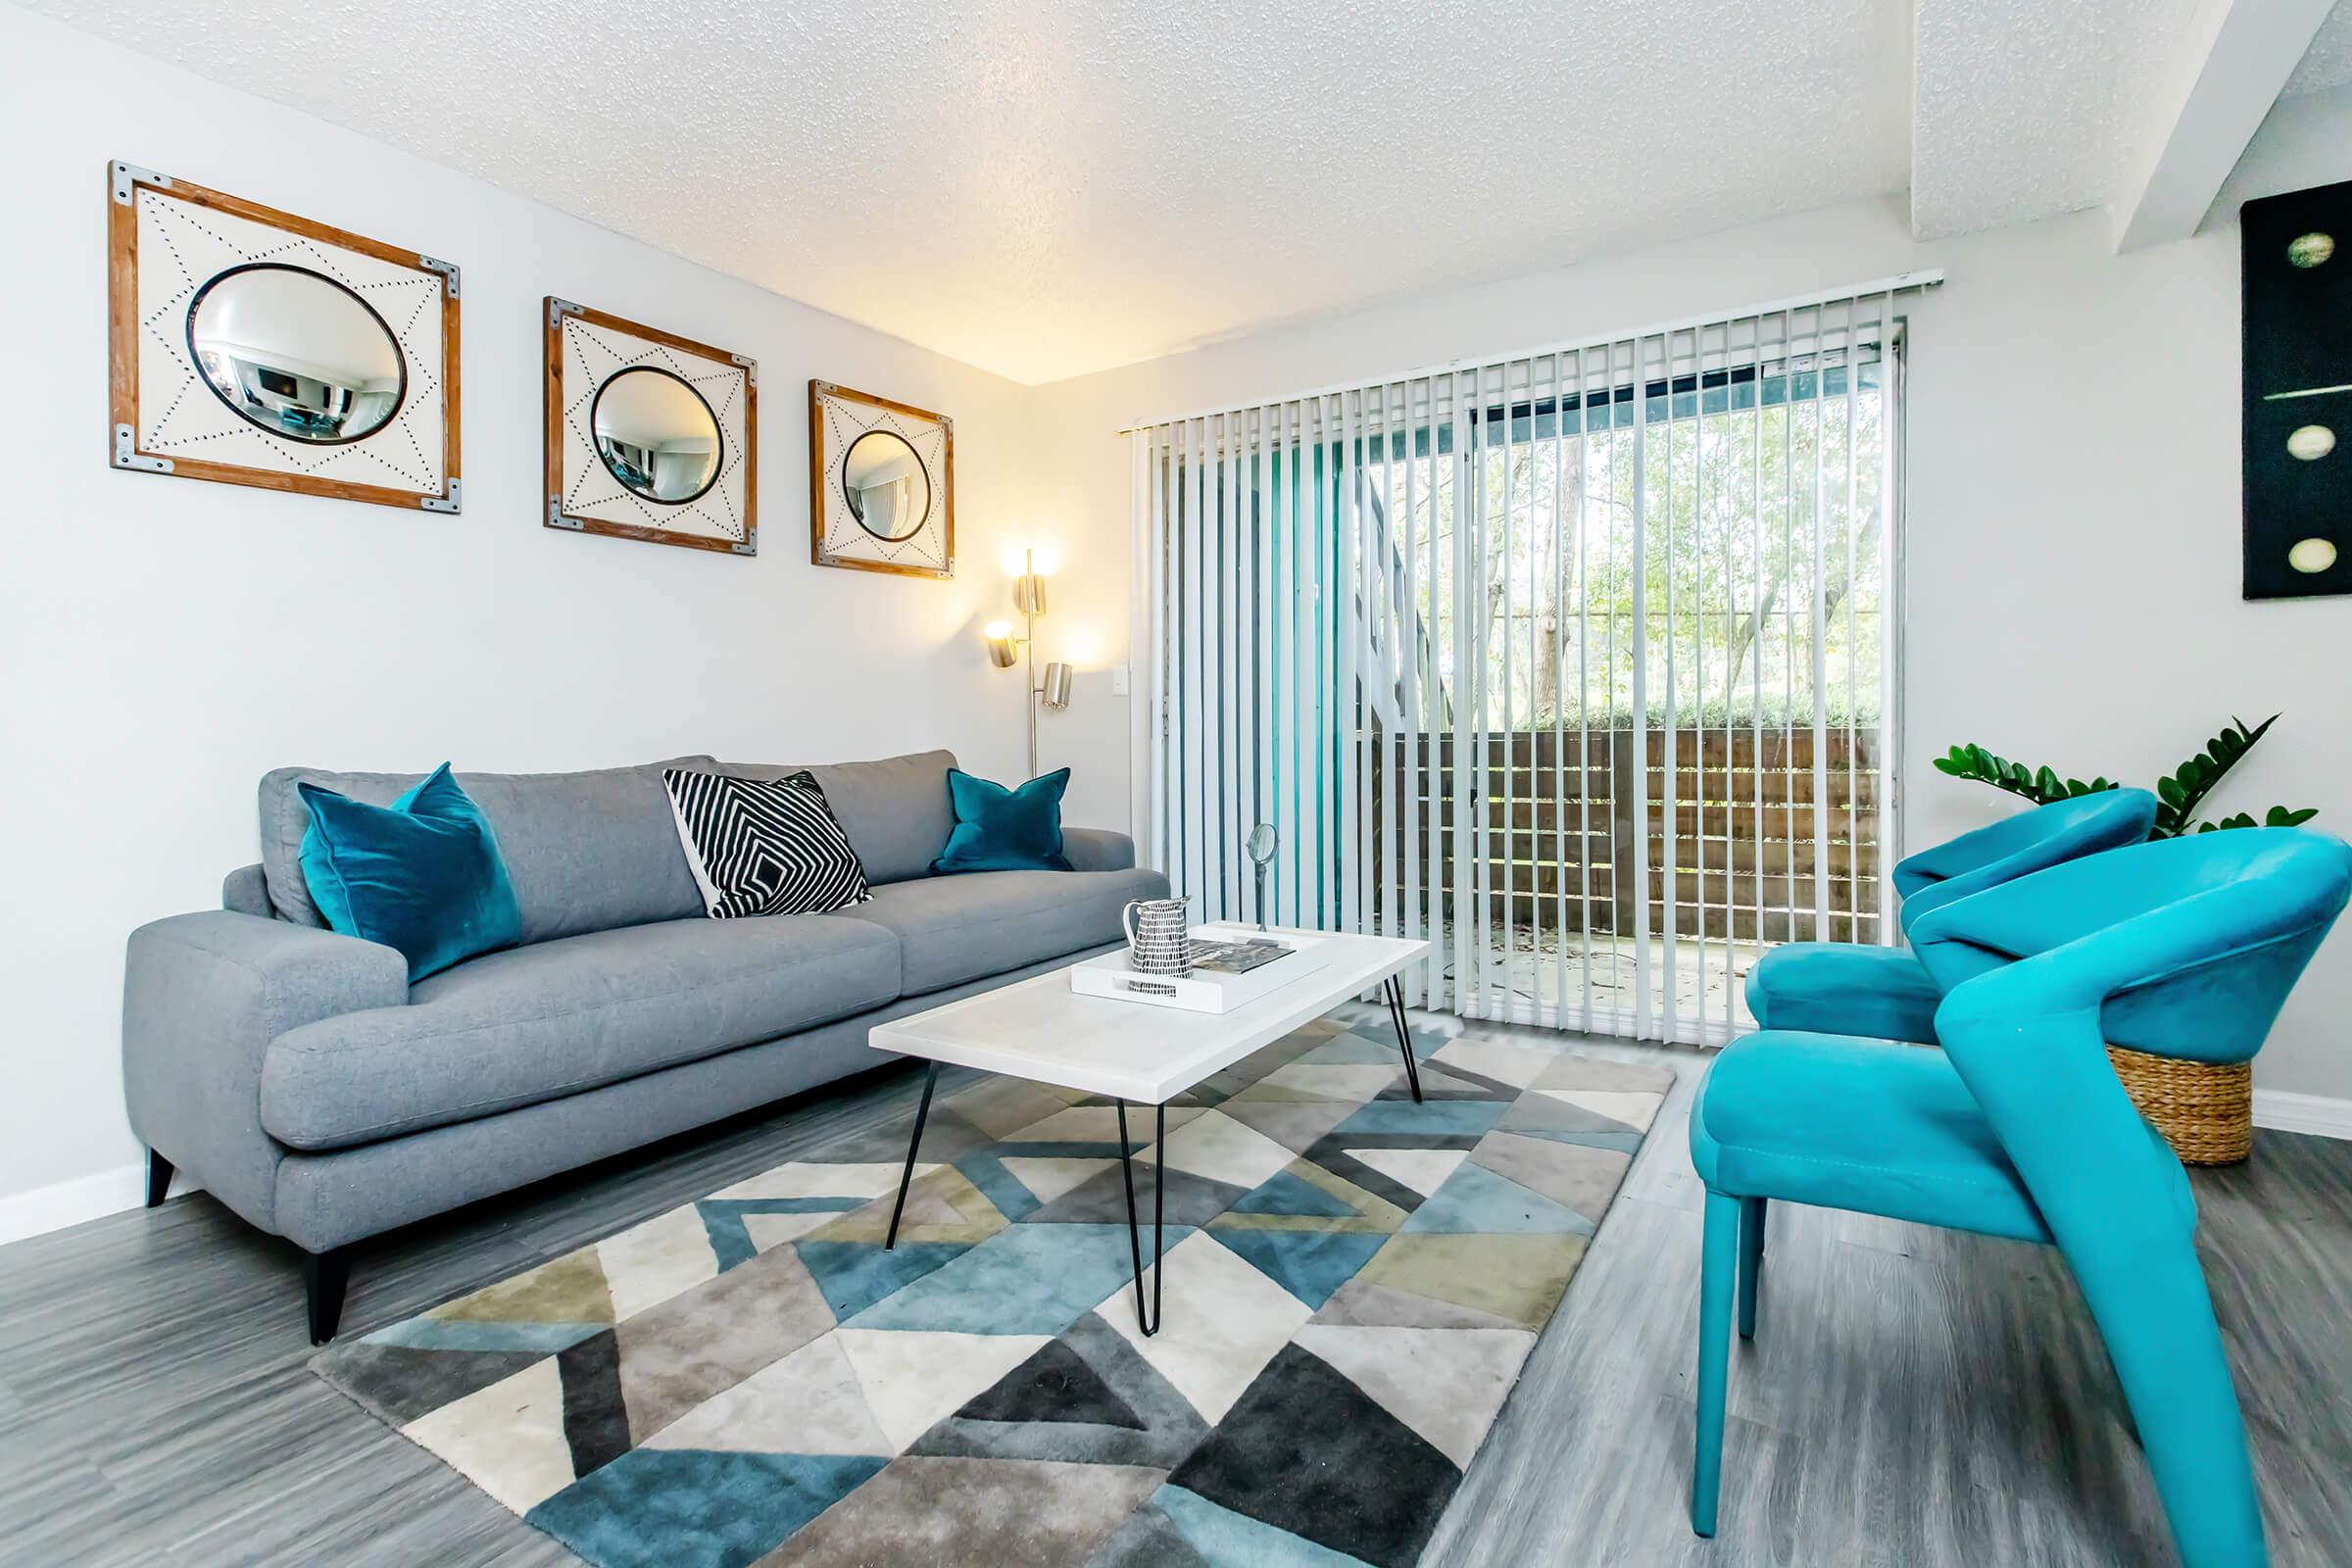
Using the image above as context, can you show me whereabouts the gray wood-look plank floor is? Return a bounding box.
[2,1018,2347,1567]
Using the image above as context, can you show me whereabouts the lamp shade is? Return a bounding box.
[1040,662,1072,709]
[1014,572,1049,617]
[984,622,1018,668]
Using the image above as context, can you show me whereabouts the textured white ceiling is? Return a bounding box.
[2286,1,2352,93]
[1910,0,2205,240]
[30,0,2335,379]
[26,0,1911,384]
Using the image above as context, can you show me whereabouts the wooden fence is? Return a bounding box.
[1370,726,1885,944]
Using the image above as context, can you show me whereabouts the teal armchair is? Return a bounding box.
[1742,788,2158,1041]
[1690,828,2352,1566]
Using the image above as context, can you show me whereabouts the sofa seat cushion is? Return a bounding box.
[261,914,901,1151]
[840,865,1170,996]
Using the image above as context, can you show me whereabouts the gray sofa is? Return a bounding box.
[122,750,1166,1342]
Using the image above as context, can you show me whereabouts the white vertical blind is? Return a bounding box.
[1128,275,1931,1043]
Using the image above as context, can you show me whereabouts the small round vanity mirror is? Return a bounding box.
[186,264,407,444]
[1245,823,1279,931]
[842,429,932,541]
[591,367,724,504]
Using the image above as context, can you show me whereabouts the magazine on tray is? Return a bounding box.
[1186,937,1296,975]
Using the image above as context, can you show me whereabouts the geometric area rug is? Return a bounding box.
[313,1004,1674,1568]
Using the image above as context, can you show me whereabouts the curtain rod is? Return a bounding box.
[1114,269,1944,435]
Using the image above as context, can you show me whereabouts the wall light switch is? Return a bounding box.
[1111,664,1131,696]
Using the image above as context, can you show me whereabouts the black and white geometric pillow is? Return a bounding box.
[662,769,872,919]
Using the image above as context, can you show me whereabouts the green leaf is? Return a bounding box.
[1936,739,2066,804]
[2159,712,2280,829]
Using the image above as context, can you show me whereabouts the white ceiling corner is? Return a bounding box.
[2110,0,2338,252]
[2285,1,2352,93]
[1909,0,2207,241]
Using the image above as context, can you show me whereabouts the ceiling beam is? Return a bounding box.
[2113,0,2335,252]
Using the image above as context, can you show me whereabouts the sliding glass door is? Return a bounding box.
[1132,290,1906,1047]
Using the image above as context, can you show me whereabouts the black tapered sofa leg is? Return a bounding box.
[143,1149,174,1208]
[305,1248,351,1346]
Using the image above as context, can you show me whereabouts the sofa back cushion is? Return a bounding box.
[259,757,715,943]
[716,750,956,886]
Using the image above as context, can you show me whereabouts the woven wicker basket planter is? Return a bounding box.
[2107,1045,2253,1165]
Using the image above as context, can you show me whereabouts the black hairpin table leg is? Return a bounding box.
[1384,974,1424,1102]
[884,1060,939,1250]
[1115,1100,1167,1336]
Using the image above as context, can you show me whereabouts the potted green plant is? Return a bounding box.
[1931,714,2317,1166]
[1932,714,2316,839]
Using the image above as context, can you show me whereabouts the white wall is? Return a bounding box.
[1028,85,2352,1107]
[7,4,2348,1232]
[0,5,1130,1229]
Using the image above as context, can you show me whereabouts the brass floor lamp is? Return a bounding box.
[984,549,1070,779]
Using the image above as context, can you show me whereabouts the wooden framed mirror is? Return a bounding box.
[545,299,757,555]
[106,162,461,513]
[809,380,954,577]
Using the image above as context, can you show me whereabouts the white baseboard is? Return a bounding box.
[2252,1089,2352,1141]
[0,1160,148,1248]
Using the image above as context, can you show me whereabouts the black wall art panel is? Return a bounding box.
[2242,179,2351,599]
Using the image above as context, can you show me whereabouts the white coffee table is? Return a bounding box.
[868,927,1431,1336]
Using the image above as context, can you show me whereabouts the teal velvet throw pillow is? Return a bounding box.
[298,762,523,981]
[930,766,1074,874]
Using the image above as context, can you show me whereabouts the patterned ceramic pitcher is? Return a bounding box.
[1120,897,1192,977]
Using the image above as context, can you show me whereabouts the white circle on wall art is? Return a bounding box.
[2286,424,2336,461]
[2287,232,2335,269]
[2287,537,2338,574]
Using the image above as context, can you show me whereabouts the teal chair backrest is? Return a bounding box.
[1910,827,2349,1568]
[1914,828,2352,1064]
[1893,788,2157,939]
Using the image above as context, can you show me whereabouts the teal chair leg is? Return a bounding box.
[1691,1190,1740,1538]
[2069,1230,2267,1567]
[1738,1196,1766,1340]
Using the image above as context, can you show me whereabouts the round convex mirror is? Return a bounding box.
[591,367,725,504]
[842,429,932,541]
[186,264,407,444]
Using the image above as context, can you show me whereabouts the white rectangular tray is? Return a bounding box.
[1069,923,1333,1014]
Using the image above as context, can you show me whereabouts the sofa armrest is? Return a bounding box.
[1063,826,1137,873]
[123,911,408,1234]
[222,862,274,917]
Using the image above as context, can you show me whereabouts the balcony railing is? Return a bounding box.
[1370,725,1886,946]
